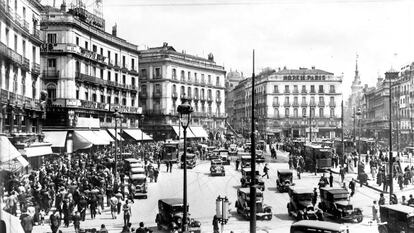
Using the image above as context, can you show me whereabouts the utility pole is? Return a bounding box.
[249,50,256,233]
[341,99,345,167]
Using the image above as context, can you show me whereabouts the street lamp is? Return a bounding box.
[215,195,230,233]
[302,113,307,139]
[177,101,194,233]
[356,108,362,163]
[140,114,145,145]
[114,109,123,180]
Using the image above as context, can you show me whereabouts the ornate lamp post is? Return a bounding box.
[177,101,193,232]
[114,109,123,180]
[356,108,362,163]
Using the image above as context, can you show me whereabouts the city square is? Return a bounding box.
[2,0,414,233]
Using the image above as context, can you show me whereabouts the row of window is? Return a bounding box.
[273,96,336,105]
[275,107,336,118]
[1,22,38,62]
[47,33,137,69]
[272,84,336,94]
[140,68,222,86]
[75,90,136,106]
[140,84,222,98]
[1,65,37,99]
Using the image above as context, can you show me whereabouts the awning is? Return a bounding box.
[172,125,197,138]
[43,131,68,147]
[107,129,125,141]
[94,130,114,143]
[0,155,29,172]
[73,131,93,151]
[1,209,25,233]
[189,126,209,138]
[123,129,153,141]
[23,144,53,158]
[0,136,21,162]
[75,130,110,146]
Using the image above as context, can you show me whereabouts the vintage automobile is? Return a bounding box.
[318,187,363,223]
[155,198,201,233]
[229,144,238,155]
[207,147,219,160]
[130,173,147,198]
[276,169,294,192]
[255,150,265,163]
[124,158,141,172]
[378,204,414,233]
[180,153,197,169]
[291,220,349,233]
[287,187,320,220]
[238,153,251,168]
[240,167,265,191]
[219,149,231,165]
[210,159,225,176]
[244,143,252,152]
[129,167,145,178]
[235,188,272,220]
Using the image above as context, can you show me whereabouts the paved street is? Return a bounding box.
[29,150,386,233]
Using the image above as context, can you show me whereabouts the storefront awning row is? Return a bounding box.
[0,136,29,171]
[123,129,153,141]
[189,126,209,138]
[23,143,53,158]
[43,131,68,148]
[107,128,125,141]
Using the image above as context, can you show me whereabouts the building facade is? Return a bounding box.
[0,0,45,143]
[225,70,244,135]
[138,43,226,140]
[231,67,343,141]
[40,4,141,132]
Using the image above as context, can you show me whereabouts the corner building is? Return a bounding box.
[40,5,140,131]
[138,43,226,140]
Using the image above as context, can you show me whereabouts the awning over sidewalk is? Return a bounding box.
[23,143,53,158]
[0,136,28,171]
[172,125,197,138]
[43,131,68,148]
[123,129,153,141]
[94,130,114,143]
[107,129,125,141]
[75,130,110,146]
[189,126,208,138]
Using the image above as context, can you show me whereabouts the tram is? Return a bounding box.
[303,144,333,172]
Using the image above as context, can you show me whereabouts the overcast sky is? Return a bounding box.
[43,0,414,97]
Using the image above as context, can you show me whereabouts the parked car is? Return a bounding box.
[130,174,147,198]
[180,153,197,169]
[255,150,265,163]
[291,220,349,233]
[129,167,145,178]
[235,188,272,220]
[276,170,294,192]
[287,186,320,220]
[207,147,219,160]
[240,167,265,191]
[124,158,141,171]
[318,187,363,223]
[238,153,251,168]
[210,159,225,176]
[378,204,414,233]
[155,198,201,233]
[219,149,231,165]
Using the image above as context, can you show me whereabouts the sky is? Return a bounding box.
[42,0,414,98]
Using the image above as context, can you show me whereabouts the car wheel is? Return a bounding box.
[378,225,388,233]
[267,214,272,220]
[287,203,292,216]
[355,215,363,223]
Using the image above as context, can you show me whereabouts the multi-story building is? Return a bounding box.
[40,4,141,148]
[345,59,364,136]
[225,70,244,135]
[0,0,50,168]
[138,43,226,140]
[231,67,343,141]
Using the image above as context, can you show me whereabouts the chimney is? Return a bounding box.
[112,24,117,37]
[278,67,281,71]
[283,66,287,70]
[163,42,168,47]
[311,66,315,70]
[60,0,66,12]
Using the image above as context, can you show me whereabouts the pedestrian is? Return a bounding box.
[318,174,329,188]
[339,166,345,183]
[379,193,386,206]
[262,163,269,179]
[372,200,379,223]
[49,211,61,233]
[329,172,334,188]
[402,195,407,205]
[166,161,169,172]
[297,165,302,180]
[235,159,240,171]
[123,200,131,226]
[20,208,34,233]
[135,222,148,233]
[72,211,81,233]
[349,178,356,197]
[109,195,118,219]
[99,224,109,233]
[212,215,219,233]
[312,188,318,207]
[154,168,159,183]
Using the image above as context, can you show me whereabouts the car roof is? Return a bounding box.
[130,174,146,180]
[125,158,140,163]
[289,187,313,194]
[159,198,183,206]
[381,204,414,213]
[291,220,344,231]
[238,188,263,194]
[212,159,222,163]
[278,169,293,174]
[320,187,348,194]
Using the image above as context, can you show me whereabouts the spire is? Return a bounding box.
[355,54,359,77]
[351,53,362,92]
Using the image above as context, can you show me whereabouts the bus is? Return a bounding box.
[333,138,354,164]
[303,144,333,172]
[161,141,180,162]
[358,138,375,155]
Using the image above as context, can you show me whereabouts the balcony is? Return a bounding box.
[1,89,41,110]
[129,68,138,76]
[300,102,308,107]
[153,75,162,79]
[272,102,280,107]
[193,95,199,101]
[293,89,299,94]
[310,102,316,107]
[329,102,336,107]
[292,102,299,107]
[216,96,222,103]
[75,72,105,86]
[329,90,336,94]
[0,41,22,65]
[153,91,162,98]
[23,20,29,32]
[207,96,213,102]
[22,58,30,71]
[33,28,40,39]
[283,102,291,107]
[139,91,148,98]
[121,65,129,73]
[301,90,307,94]
[284,90,290,94]
[42,70,59,80]
[318,102,325,107]
[200,96,206,102]
[172,92,178,99]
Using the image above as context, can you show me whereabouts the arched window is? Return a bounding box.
[293,108,298,118]
[47,83,56,101]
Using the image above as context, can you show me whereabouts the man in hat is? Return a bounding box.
[20,208,34,233]
[72,211,82,233]
[49,211,61,233]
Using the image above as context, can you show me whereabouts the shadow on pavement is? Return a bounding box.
[274,213,291,221]
[267,187,278,192]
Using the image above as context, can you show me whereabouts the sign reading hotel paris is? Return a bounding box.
[283,75,327,81]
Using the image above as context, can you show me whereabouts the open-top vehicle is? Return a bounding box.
[318,187,363,223]
[276,169,294,192]
[240,167,265,191]
[287,187,320,220]
[235,188,272,220]
[378,204,414,233]
[155,198,201,233]
[130,173,147,198]
[210,159,225,176]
